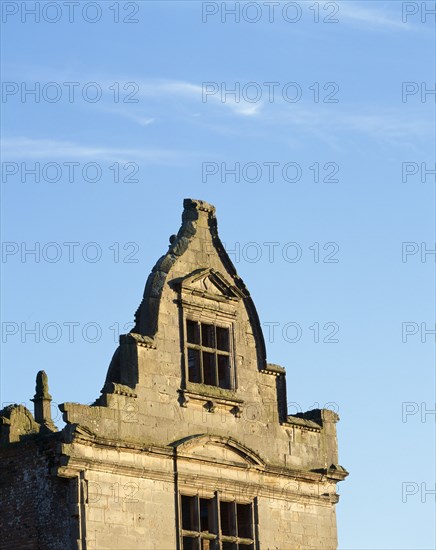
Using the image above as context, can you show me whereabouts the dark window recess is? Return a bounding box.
[237,504,253,539]
[187,349,201,383]
[220,501,236,537]
[186,320,232,389]
[216,326,230,351]
[183,538,199,550]
[181,495,255,550]
[218,355,230,389]
[200,498,212,532]
[182,495,198,531]
[187,320,200,344]
[201,323,215,348]
[202,352,216,386]
[181,495,217,549]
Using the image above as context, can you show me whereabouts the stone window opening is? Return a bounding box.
[180,493,256,549]
[185,320,232,389]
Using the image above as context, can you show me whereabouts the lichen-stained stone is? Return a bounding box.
[0,404,41,444]
[0,199,348,549]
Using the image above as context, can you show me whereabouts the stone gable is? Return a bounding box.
[0,199,348,549]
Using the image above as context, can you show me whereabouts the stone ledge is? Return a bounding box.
[120,333,156,348]
[178,387,244,416]
[261,363,286,376]
[52,439,341,506]
[312,464,349,482]
[282,416,322,432]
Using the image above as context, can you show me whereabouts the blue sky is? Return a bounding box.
[1,1,435,548]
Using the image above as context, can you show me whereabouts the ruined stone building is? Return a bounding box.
[0,199,348,549]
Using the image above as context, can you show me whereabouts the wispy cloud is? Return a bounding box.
[134,78,263,117]
[2,66,431,153]
[266,104,432,145]
[2,63,263,122]
[345,112,431,139]
[338,1,412,30]
[100,106,156,127]
[1,137,193,165]
[260,104,433,153]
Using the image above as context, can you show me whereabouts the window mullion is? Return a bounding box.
[186,319,232,390]
[215,491,221,546]
[199,322,205,384]
[201,345,217,353]
[196,495,200,534]
[181,493,255,550]
[253,497,258,546]
[199,322,204,384]
[178,492,183,549]
[213,326,218,387]
[233,501,237,540]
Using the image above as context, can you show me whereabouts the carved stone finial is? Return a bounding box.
[31,370,56,431]
[35,370,52,400]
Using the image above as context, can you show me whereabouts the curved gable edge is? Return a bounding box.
[132,199,267,370]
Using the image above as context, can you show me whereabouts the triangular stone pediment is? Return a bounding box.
[178,268,244,301]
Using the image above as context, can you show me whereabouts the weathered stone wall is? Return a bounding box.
[0,439,75,549]
[82,470,176,550]
[53,433,340,549]
[258,498,338,550]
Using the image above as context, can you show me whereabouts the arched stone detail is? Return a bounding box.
[171,433,265,467]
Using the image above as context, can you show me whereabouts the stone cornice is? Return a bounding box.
[53,430,344,488]
[178,387,244,414]
[176,470,339,507]
[179,296,238,317]
[282,416,322,432]
[261,363,286,376]
[120,332,156,348]
[312,464,349,482]
[53,444,339,508]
